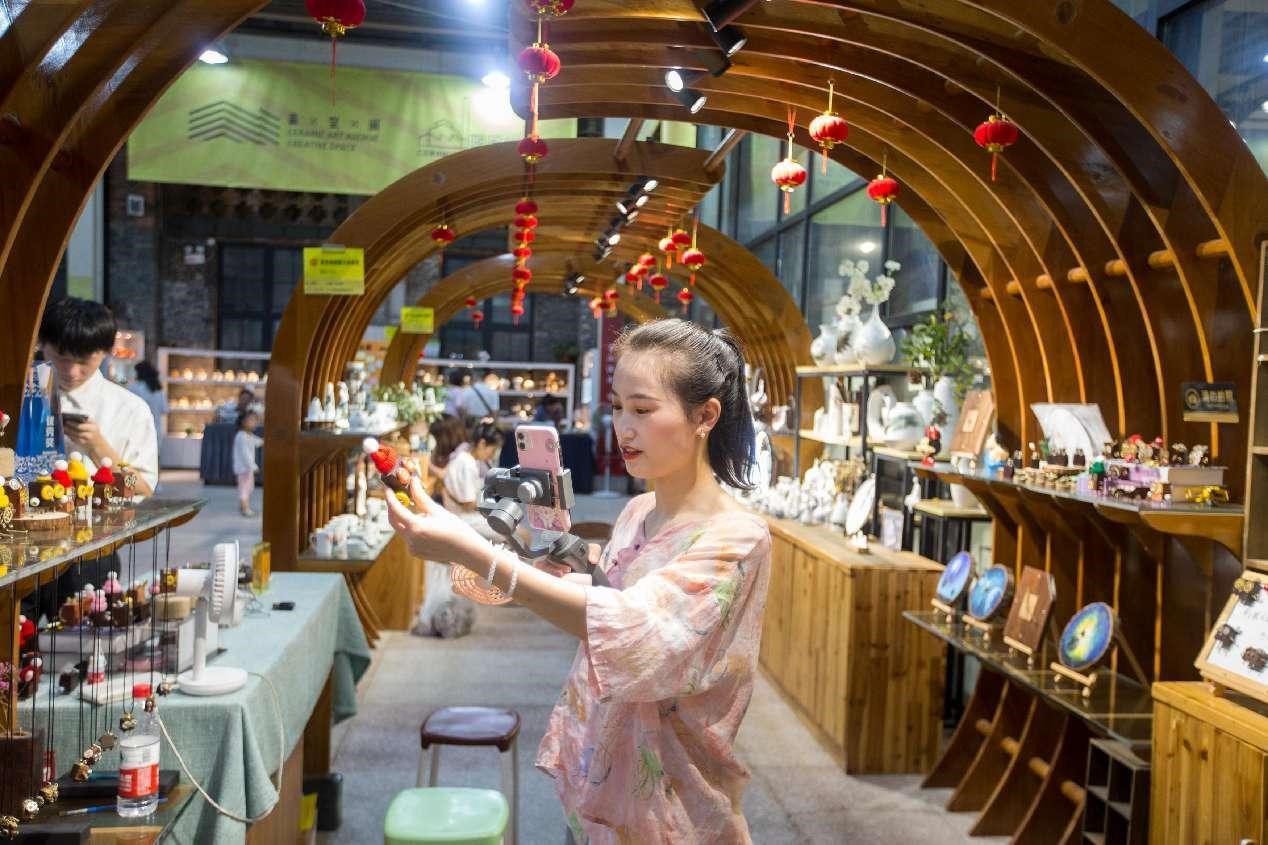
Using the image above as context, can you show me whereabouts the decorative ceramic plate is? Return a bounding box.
[968,564,1015,622]
[936,551,974,605]
[844,477,876,536]
[1058,601,1116,672]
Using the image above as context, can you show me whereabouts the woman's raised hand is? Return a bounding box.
[384,476,491,570]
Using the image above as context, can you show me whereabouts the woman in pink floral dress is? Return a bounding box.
[387,319,771,843]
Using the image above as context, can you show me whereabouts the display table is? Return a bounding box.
[911,498,992,562]
[1151,682,1268,844]
[44,572,370,843]
[759,516,944,773]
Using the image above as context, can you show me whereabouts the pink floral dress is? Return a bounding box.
[536,493,772,844]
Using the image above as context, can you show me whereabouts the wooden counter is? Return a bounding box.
[759,516,945,774]
[1151,682,1268,844]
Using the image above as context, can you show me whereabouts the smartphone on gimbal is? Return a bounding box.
[514,424,571,535]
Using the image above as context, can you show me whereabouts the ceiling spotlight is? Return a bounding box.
[624,210,640,224]
[671,86,707,114]
[616,200,633,215]
[634,194,650,208]
[665,69,686,93]
[564,273,584,295]
[641,178,659,193]
[709,25,747,57]
[607,232,622,246]
[701,0,762,31]
[199,48,229,65]
[481,70,510,89]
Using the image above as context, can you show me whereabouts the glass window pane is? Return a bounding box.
[777,222,806,307]
[220,246,267,313]
[440,326,483,360]
[220,317,266,352]
[1162,2,1268,174]
[812,153,863,202]
[490,331,530,361]
[736,135,780,241]
[751,237,777,278]
[887,206,941,319]
[271,249,300,316]
[805,189,882,332]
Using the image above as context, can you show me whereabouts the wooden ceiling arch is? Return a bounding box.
[263,138,819,567]
[508,0,1267,485]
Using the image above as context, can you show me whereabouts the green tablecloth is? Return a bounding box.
[45,572,370,843]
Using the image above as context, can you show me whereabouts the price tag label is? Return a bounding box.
[303,246,365,295]
[400,306,434,334]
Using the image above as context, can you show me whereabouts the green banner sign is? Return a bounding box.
[128,59,576,195]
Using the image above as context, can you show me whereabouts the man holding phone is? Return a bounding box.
[38,298,157,496]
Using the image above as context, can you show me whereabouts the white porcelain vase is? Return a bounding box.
[933,376,960,434]
[911,386,937,426]
[883,401,926,450]
[852,305,896,366]
[810,323,840,367]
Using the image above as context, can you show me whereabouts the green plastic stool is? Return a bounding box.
[384,787,509,845]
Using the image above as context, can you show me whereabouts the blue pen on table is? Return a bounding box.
[59,797,169,816]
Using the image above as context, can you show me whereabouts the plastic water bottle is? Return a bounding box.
[117,683,161,817]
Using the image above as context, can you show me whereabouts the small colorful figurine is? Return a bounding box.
[1243,646,1268,673]
[1213,623,1239,649]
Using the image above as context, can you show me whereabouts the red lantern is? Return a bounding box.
[603,299,618,315]
[510,302,525,326]
[526,0,574,16]
[771,109,807,214]
[808,80,849,174]
[659,234,678,268]
[430,225,456,247]
[604,288,619,302]
[676,287,694,315]
[514,214,538,230]
[973,109,1019,182]
[471,308,484,328]
[624,271,643,289]
[648,272,668,303]
[680,248,706,286]
[464,296,477,310]
[518,135,549,166]
[866,169,900,227]
[671,229,692,250]
[589,296,603,319]
[512,267,532,285]
[514,229,537,245]
[304,0,366,103]
[515,199,539,216]
[513,245,533,265]
[637,253,656,269]
[517,17,561,130]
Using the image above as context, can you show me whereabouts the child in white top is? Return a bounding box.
[232,410,263,517]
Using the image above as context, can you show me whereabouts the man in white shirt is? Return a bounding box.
[39,298,158,495]
[459,370,500,421]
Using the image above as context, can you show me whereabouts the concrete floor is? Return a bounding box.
[160,470,1002,844]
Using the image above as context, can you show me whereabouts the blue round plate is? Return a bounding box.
[936,551,974,605]
[968,565,1014,622]
[1059,602,1116,672]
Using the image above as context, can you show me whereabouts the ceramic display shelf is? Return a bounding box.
[297,421,409,475]
[0,499,205,591]
[910,460,1245,559]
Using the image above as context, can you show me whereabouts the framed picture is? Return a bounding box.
[949,389,994,458]
[1004,567,1056,655]
[1196,569,1268,706]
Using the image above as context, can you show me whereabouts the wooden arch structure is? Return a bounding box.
[510,0,1267,492]
[263,138,816,574]
[376,236,810,401]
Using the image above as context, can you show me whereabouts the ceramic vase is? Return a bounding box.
[949,457,980,508]
[912,385,937,426]
[883,401,925,450]
[933,376,960,434]
[852,305,896,366]
[810,323,840,367]
[833,315,858,365]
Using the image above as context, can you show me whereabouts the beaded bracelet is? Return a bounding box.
[485,544,505,587]
[507,561,519,598]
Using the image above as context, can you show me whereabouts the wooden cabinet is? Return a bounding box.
[759,516,945,773]
[1151,682,1268,844]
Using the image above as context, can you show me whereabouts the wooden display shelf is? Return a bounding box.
[296,534,422,644]
[166,378,267,387]
[298,421,408,474]
[1151,682,1268,844]
[911,498,991,520]
[759,516,944,774]
[797,429,884,449]
[795,363,917,377]
[913,461,1244,559]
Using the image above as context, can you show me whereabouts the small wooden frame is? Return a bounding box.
[1003,566,1056,663]
[1196,568,1268,706]
[949,389,994,459]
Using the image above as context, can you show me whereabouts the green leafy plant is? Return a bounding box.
[374,382,446,426]
[900,311,976,401]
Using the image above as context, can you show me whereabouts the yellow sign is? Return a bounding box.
[303,246,365,295]
[384,326,398,342]
[400,306,435,334]
[127,59,576,195]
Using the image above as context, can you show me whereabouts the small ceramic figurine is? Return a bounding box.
[1003,453,1017,481]
[1169,443,1188,466]
[1072,448,1086,468]
[1027,442,1040,470]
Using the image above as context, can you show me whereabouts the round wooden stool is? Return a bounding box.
[418,706,521,845]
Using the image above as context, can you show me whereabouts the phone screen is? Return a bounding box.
[515,425,571,536]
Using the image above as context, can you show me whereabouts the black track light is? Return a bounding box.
[564,273,584,296]
[701,0,761,31]
[671,86,707,114]
[708,24,747,57]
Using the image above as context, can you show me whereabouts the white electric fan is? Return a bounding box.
[175,541,247,696]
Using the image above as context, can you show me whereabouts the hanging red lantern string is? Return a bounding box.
[514,214,538,230]
[771,107,808,214]
[517,135,549,184]
[517,17,561,135]
[513,245,533,266]
[526,0,574,16]
[430,224,456,247]
[304,0,366,104]
[512,267,532,293]
[471,308,485,329]
[676,287,694,315]
[510,301,526,326]
[648,270,668,304]
[659,232,678,268]
[515,198,539,216]
[866,151,900,227]
[679,218,706,287]
[808,80,849,174]
[973,87,1019,183]
[514,228,537,245]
